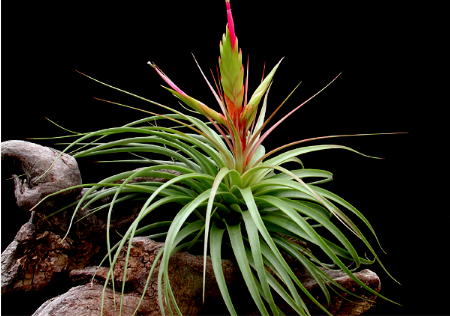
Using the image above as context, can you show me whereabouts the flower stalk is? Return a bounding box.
[148,1,289,175]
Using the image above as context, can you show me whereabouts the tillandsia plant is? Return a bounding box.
[33,1,401,315]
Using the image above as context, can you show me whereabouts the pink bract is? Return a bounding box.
[226,1,236,49]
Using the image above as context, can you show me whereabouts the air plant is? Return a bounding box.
[34,1,401,315]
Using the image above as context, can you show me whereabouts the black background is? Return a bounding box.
[1,1,441,315]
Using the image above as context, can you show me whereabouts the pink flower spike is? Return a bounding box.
[148,61,187,97]
[225,0,236,49]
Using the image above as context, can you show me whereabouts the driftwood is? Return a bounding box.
[1,141,178,296]
[1,140,84,295]
[1,140,381,315]
[34,237,380,316]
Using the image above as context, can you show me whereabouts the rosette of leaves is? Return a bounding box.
[35,1,400,315]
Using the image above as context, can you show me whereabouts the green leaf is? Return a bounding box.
[243,144,378,186]
[272,235,331,307]
[159,190,212,316]
[78,143,202,173]
[257,240,309,315]
[203,167,232,301]
[245,245,307,316]
[247,144,265,170]
[210,222,237,316]
[262,214,373,265]
[239,187,332,315]
[307,184,399,283]
[255,195,398,305]
[241,59,283,130]
[267,168,333,185]
[227,168,243,188]
[283,198,361,267]
[226,222,269,316]
[241,211,279,315]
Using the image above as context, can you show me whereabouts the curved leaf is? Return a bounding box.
[241,211,279,315]
[239,187,333,315]
[210,222,237,316]
[226,222,269,316]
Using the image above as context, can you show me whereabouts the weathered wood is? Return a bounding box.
[33,237,380,316]
[1,141,179,297]
[1,140,85,295]
[1,140,82,215]
[66,237,242,316]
